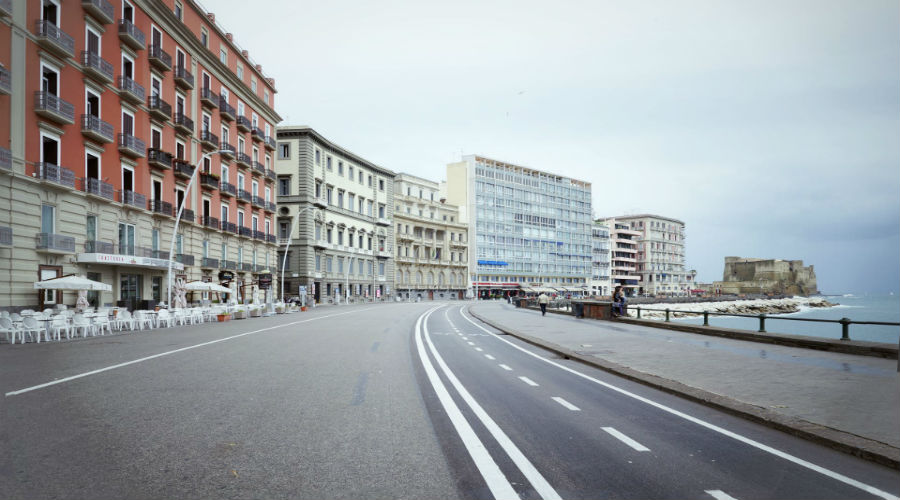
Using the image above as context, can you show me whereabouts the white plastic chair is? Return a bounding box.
[133,310,155,330]
[93,313,112,335]
[19,316,44,343]
[49,315,70,341]
[71,314,95,338]
[1,317,21,344]
[156,309,173,328]
[114,310,135,331]
[191,308,205,324]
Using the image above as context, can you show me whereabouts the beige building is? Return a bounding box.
[393,174,468,300]
[603,218,642,296]
[274,126,394,304]
[613,214,691,296]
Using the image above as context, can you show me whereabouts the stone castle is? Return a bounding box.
[712,257,818,296]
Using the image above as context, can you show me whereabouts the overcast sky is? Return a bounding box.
[205,0,899,294]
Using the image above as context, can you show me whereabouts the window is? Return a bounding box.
[41,204,55,234]
[118,222,136,255]
[359,170,363,183]
[200,27,208,47]
[251,77,257,93]
[337,190,344,208]
[41,60,59,96]
[379,179,385,191]
[264,89,269,106]
[236,64,243,81]
[278,143,290,159]
[326,186,333,204]
[220,47,227,65]
[174,0,183,20]
[326,227,332,243]
[326,156,332,171]
[278,177,290,196]
[368,175,372,187]
[378,204,385,218]
[337,161,343,176]
[348,166,354,179]
[315,149,321,165]
[279,221,289,238]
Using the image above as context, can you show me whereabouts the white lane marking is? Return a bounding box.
[458,308,900,500]
[467,341,475,346]
[425,310,561,500]
[705,490,738,500]
[7,308,374,397]
[518,376,539,387]
[499,364,513,371]
[485,354,496,360]
[602,427,650,452]
[415,307,520,500]
[462,336,468,340]
[475,347,483,352]
[552,397,581,411]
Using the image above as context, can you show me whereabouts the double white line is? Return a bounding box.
[414,307,561,500]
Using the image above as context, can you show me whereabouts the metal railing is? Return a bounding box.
[202,215,219,229]
[200,174,220,189]
[37,163,76,188]
[81,114,114,142]
[118,133,146,157]
[35,20,75,56]
[173,66,194,87]
[82,0,114,23]
[629,305,900,342]
[35,233,75,252]
[0,65,10,94]
[173,160,194,178]
[84,240,114,253]
[176,254,195,266]
[201,257,219,268]
[148,95,172,116]
[174,112,193,132]
[34,91,75,122]
[220,181,236,196]
[84,177,115,200]
[149,199,173,216]
[81,51,114,81]
[117,75,145,101]
[121,189,146,208]
[148,44,172,70]
[118,19,145,48]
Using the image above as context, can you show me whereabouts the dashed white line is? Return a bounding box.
[462,336,468,340]
[467,341,475,346]
[552,397,581,411]
[518,376,539,387]
[475,347,483,352]
[602,427,650,452]
[705,490,738,500]
[485,354,496,360]
[499,364,513,371]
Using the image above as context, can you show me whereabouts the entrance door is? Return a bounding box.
[120,273,142,309]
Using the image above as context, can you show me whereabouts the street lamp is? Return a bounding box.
[167,149,227,309]
[280,205,320,303]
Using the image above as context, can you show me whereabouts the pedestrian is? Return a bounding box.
[538,291,550,316]
[612,285,626,317]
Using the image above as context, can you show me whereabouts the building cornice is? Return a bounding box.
[277,126,396,178]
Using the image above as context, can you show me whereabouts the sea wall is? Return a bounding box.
[631,296,835,319]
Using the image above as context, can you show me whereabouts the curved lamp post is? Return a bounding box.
[281,205,320,303]
[167,149,227,309]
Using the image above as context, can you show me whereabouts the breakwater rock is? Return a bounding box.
[632,297,836,319]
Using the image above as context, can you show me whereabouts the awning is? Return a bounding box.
[184,281,232,293]
[34,274,112,291]
[77,252,184,271]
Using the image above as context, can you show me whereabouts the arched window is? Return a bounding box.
[416,271,423,284]
[438,272,445,286]
[427,272,434,285]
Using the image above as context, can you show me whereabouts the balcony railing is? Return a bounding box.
[219,142,235,158]
[264,136,276,151]
[118,19,145,49]
[173,112,193,135]
[147,95,172,121]
[236,153,252,168]
[236,116,251,132]
[0,226,11,246]
[238,189,252,203]
[148,44,172,71]
[181,208,195,222]
[118,133,145,158]
[251,127,264,140]
[202,216,219,229]
[239,226,253,237]
[34,20,75,57]
[149,199,173,217]
[175,254,195,266]
[200,130,218,150]
[84,240,114,253]
[254,230,266,240]
[251,196,265,208]
[200,87,218,108]
[201,257,219,268]
[84,177,115,200]
[220,182,236,197]
[0,65,10,95]
[34,91,75,124]
[36,233,76,253]
[199,173,219,190]
[117,75,145,103]
[81,51,114,83]
[267,234,277,244]
[147,148,173,169]
[81,114,114,143]
[37,163,76,189]
[0,147,11,171]
[265,201,276,212]
[0,0,12,17]
[241,263,253,272]
[266,169,277,181]
[251,160,265,174]
[222,222,237,234]
[121,189,146,209]
[219,98,235,121]
[82,0,114,24]
[173,160,194,179]
[173,66,194,89]
[222,260,237,271]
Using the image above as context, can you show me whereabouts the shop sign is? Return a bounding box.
[258,273,273,289]
[218,271,235,282]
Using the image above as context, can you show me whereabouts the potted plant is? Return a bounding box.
[250,307,261,317]
[233,309,247,319]
[216,312,231,322]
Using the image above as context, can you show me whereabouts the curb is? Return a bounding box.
[468,307,900,470]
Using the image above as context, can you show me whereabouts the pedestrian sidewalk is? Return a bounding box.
[469,301,900,468]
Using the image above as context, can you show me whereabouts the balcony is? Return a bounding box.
[219,182,236,197]
[84,177,115,201]
[173,113,193,135]
[377,249,392,259]
[147,95,171,121]
[313,239,328,249]
[81,51,114,84]
[149,199,173,217]
[34,21,75,57]
[199,173,219,190]
[219,142,235,159]
[235,155,253,171]
[376,217,391,226]
[181,208,195,222]
[450,239,467,248]
[236,116,251,132]
[265,201,276,213]
[200,87,218,109]
[254,230,266,241]
[237,189,252,204]
[250,161,264,175]
[82,0,114,24]
[34,91,75,124]
[202,216,219,229]
[173,66,194,89]
[117,19,145,50]
[200,130,218,150]
[35,233,76,254]
[239,226,253,238]
[147,44,172,71]
[241,263,253,272]
[121,189,146,209]
[0,0,11,17]
[266,169,277,182]
[201,257,219,269]
[267,234,277,244]
[251,195,265,209]
[175,254,195,266]
[37,163,76,189]
[147,148,173,170]
[313,196,327,208]
[81,114,114,143]
[222,222,237,234]
[173,159,194,179]
[0,147,11,171]
[84,240,114,253]
[219,98,235,121]
[251,127,264,141]
[264,136,276,151]
[0,65,10,95]
[117,76,145,104]
[221,260,237,271]
[118,134,145,158]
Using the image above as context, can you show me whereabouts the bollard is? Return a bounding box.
[703,310,709,326]
[665,308,670,322]
[758,314,766,333]
[839,317,851,341]
[636,306,641,319]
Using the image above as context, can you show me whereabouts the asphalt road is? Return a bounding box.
[2,302,898,499]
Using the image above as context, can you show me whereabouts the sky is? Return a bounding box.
[203,0,899,294]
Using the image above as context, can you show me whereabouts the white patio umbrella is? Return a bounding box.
[34,274,111,291]
[183,281,232,293]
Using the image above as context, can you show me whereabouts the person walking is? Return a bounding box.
[538,292,550,316]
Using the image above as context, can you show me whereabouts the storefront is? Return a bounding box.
[76,252,184,310]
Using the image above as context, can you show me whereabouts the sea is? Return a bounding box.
[671,293,900,344]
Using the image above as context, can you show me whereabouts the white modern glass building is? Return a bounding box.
[445,155,592,298]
